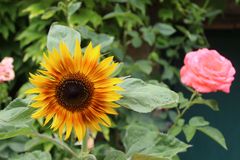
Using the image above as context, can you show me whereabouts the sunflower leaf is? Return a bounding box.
[47,24,81,54]
[117,78,179,113]
[104,150,127,160]
[0,98,34,140]
[9,150,51,160]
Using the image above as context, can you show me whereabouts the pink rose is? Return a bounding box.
[180,48,235,93]
[0,57,15,83]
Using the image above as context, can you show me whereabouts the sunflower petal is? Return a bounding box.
[64,112,73,140]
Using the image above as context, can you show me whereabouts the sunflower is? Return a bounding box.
[27,40,123,141]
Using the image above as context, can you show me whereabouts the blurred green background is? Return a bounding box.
[0,0,240,159]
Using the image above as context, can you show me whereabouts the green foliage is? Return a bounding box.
[0,0,227,159]
[104,150,127,160]
[9,150,52,160]
[0,83,11,107]
[198,126,227,150]
[123,124,190,160]
[47,24,81,53]
[0,98,34,140]
[118,78,179,113]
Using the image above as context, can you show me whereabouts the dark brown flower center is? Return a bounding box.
[56,74,94,112]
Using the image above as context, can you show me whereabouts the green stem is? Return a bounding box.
[31,132,79,158]
[81,129,89,160]
[179,91,197,117]
[168,91,198,133]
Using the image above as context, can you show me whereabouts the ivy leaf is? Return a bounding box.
[135,60,152,75]
[68,2,81,17]
[22,2,51,19]
[176,25,197,42]
[103,5,143,30]
[198,126,227,150]
[69,9,102,28]
[127,31,142,48]
[158,9,173,21]
[41,8,58,20]
[118,78,179,113]
[47,24,81,54]
[0,83,11,105]
[78,26,114,52]
[153,23,176,36]
[129,0,151,15]
[141,27,155,46]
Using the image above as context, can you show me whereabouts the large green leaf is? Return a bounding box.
[117,78,179,113]
[123,124,190,159]
[24,137,47,151]
[47,24,81,54]
[198,126,227,150]
[0,99,34,126]
[5,98,31,110]
[0,98,34,140]
[0,127,32,140]
[123,124,159,156]
[104,150,127,160]
[9,150,51,160]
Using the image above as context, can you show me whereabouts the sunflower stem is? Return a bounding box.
[81,129,89,160]
[30,132,79,158]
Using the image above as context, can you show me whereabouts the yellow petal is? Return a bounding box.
[59,42,74,73]
[43,111,55,126]
[100,114,111,127]
[31,101,47,108]
[58,123,65,140]
[74,114,86,141]
[64,112,73,140]
[73,39,82,71]
[31,108,48,119]
[25,88,40,94]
